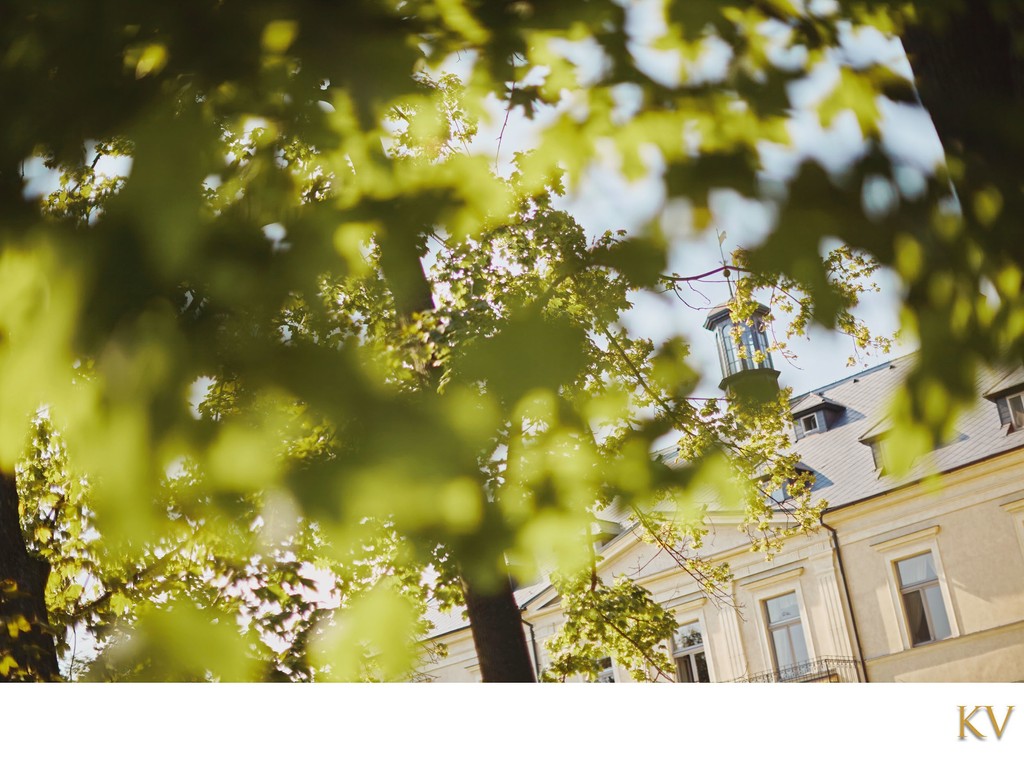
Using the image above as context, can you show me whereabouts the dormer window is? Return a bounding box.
[864,436,892,474]
[858,413,893,475]
[990,390,1024,431]
[791,394,845,440]
[869,440,885,472]
[1008,393,1024,429]
[763,463,815,506]
[981,369,1024,430]
[769,483,788,503]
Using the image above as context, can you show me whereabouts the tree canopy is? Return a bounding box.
[1,0,1021,682]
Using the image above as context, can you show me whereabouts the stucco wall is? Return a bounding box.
[424,450,1024,682]
[828,448,1024,682]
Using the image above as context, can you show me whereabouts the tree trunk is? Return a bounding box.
[900,3,1024,170]
[377,218,537,682]
[462,572,536,682]
[0,470,59,681]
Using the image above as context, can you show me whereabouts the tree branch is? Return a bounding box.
[67,532,198,621]
[662,264,752,283]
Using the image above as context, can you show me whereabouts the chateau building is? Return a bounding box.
[422,309,1024,682]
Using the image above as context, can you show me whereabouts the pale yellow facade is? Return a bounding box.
[827,446,1024,682]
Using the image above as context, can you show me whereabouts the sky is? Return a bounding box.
[463,15,940,400]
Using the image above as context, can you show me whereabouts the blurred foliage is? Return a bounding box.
[1,0,1020,680]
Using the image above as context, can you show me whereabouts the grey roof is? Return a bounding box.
[424,601,472,639]
[790,392,846,416]
[983,366,1024,399]
[702,301,770,330]
[856,413,893,443]
[790,354,1024,510]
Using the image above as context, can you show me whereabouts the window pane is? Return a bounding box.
[771,628,794,669]
[924,585,952,640]
[674,623,703,652]
[759,329,774,369]
[741,332,756,370]
[694,651,710,683]
[766,592,800,624]
[897,553,937,587]
[752,322,766,351]
[788,622,809,665]
[676,656,695,683]
[903,590,933,645]
[720,325,740,375]
[1010,395,1024,427]
[594,656,615,683]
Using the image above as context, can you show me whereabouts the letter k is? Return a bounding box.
[959,706,985,740]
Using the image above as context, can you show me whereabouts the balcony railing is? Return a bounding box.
[731,656,861,684]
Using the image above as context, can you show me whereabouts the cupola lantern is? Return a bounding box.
[703,302,780,402]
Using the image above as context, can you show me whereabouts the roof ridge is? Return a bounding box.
[790,349,918,402]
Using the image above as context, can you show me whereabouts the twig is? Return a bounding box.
[662,264,752,283]
[630,509,733,604]
[495,80,516,173]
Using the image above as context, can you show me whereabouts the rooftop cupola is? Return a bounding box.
[703,301,780,402]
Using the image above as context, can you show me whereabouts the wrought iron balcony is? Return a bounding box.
[731,657,861,683]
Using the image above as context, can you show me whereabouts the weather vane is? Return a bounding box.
[716,228,734,299]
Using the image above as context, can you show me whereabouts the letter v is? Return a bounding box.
[986,706,1013,740]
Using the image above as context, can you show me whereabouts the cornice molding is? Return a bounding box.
[869,525,940,552]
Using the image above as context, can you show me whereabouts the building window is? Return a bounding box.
[993,390,1024,430]
[716,318,773,377]
[871,525,959,650]
[868,438,890,473]
[895,552,952,646]
[764,592,809,675]
[1008,393,1024,429]
[769,482,788,504]
[800,413,819,434]
[672,622,710,683]
[594,656,615,683]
